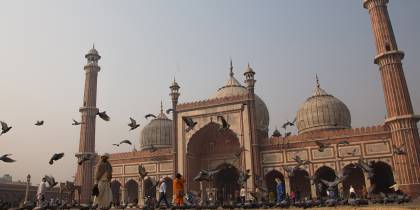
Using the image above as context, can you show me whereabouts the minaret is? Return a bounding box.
[170,78,180,178]
[363,0,420,196]
[244,63,260,189]
[75,45,101,204]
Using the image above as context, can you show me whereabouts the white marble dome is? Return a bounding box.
[211,69,269,133]
[296,81,351,134]
[139,107,173,150]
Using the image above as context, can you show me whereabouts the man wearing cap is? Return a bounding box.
[93,153,113,209]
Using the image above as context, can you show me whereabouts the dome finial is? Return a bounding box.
[316,73,320,88]
[229,58,234,77]
[160,100,163,114]
[92,43,95,49]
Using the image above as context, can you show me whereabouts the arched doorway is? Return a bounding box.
[213,164,240,203]
[143,178,156,200]
[187,122,241,193]
[315,166,336,198]
[264,170,285,201]
[370,161,395,194]
[290,169,311,200]
[126,180,139,204]
[111,180,122,204]
[342,164,366,198]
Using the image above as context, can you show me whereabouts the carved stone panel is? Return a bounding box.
[338,145,361,157]
[112,166,123,175]
[125,165,138,174]
[262,152,283,164]
[159,162,173,172]
[312,148,334,160]
[286,150,308,162]
[365,142,391,155]
[143,164,157,173]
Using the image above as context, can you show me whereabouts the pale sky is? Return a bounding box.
[0,1,419,184]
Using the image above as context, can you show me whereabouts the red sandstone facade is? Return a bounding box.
[75,0,420,205]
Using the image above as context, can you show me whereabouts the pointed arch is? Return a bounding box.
[342,163,366,198]
[125,179,139,204]
[370,161,395,194]
[289,169,311,200]
[264,170,285,200]
[111,180,121,204]
[314,166,336,198]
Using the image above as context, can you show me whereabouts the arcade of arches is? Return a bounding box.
[187,122,242,200]
[109,177,173,205]
[263,161,395,199]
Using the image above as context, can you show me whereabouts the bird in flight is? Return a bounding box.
[183,117,197,132]
[0,121,12,136]
[35,120,44,126]
[0,154,16,163]
[72,119,85,126]
[97,111,110,121]
[217,115,230,131]
[128,118,140,131]
[49,153,65,165]
[145,114,157,119]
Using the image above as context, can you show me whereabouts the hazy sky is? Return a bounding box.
[0,1,419,184]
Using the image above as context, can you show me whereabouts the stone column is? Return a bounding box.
[310,184,317,199]
[138,179,145,206]
[363,0,420,196]
[24,174,31,205]
[284,176,290,195]
[120,186,127,205]
[199,181,207,206]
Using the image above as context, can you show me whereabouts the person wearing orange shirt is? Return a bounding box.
[173,173,186,206]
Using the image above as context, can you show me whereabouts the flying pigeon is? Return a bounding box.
[272,128,282,137]
[138,165,148,179]
[0,154,15,163]
[72,119,84,125]
[128,118,140,131]
[119,140,132,145]
[77,154,92,165]
[49,153,65,165]
[0,121,12,136]
[315,141,330,152]
[35,120,44,126]
[44,175,58,187]
[284,132,292,138]
[217,115,230,131]
[183,117,197,132]
[292,155,311,165]
[281,118,296,129]
[97,111,110,121]
[304,175,318,185]
[148,144,157,153]
[145,114,156,119]
[282,165,303,177]
[166,108,174,114]
[356,158,375,179]
[393,143,406,155]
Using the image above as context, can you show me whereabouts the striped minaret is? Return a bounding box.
[363,0,420,196]
[75,46,101,204]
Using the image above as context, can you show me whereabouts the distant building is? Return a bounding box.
[0,174,12,183]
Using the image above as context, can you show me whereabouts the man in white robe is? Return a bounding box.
[93,153,113,209]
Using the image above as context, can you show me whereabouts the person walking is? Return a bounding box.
[36,177,48,207]
[156,178,171,208]
[173,173,186,206]
[93,153,113,210]
[240,186,246,205]
[349,185,356,199]
[275,178,284,203]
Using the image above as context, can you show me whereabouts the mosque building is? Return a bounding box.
[73,0,420,205]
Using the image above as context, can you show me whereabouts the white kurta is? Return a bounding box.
[36,181,48,206]
[93,173,113,208]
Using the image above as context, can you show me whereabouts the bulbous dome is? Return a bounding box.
[139,105,173,150]
[210,66,269,133]
[296,80,351,134]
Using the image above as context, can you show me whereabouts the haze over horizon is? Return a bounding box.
[0,0,419,184]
